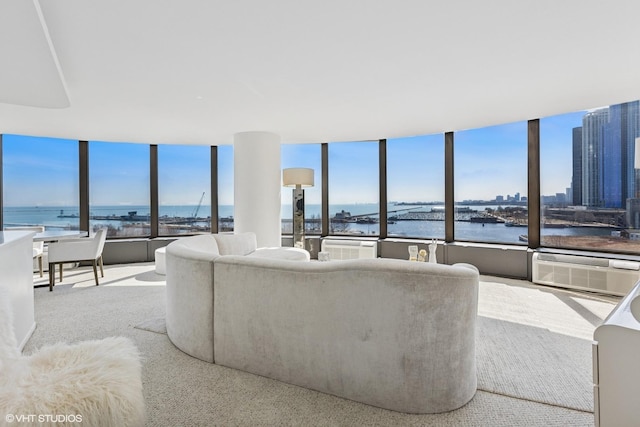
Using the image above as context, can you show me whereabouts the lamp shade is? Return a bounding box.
[283,168,314,187]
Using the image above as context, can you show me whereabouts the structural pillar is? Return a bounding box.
[233,131,281,247]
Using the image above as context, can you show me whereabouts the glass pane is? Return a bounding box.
[541,100,640,253]
[158,145,211,235]
[328,141,379,236]
[454,121,528,244]
[217,145,234,232]
[3,134,79,231]
[387,134,445,239]
[281,144,322,235]
[89,141,150,237]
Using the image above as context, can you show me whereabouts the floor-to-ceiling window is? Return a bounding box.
[89,141,150,237]
[158,144,211,235]
[454,121,528,244]
[281,143,322,235]
[3,99,640,259]
[540,100,640,253]
[2,135,79,231]
[217,145,234,232]
[387,134,445,239]
[328,141,379,235]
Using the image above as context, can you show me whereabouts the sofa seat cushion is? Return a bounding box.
[248,247,310,261]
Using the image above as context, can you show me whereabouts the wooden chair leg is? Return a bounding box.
[48,263,55,291]
[38,256,43,277]
[59,263,63,282]
[92,260,100,286]
[99,255,104,277]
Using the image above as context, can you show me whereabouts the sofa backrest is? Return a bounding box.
[212,255,479,414]
[213,232,257,256]
[166,234,220,261]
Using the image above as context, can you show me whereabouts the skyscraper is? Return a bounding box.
[602,102,640,207]
[572,126,582,206]
[582,108,609,207]
[579,101,640,209]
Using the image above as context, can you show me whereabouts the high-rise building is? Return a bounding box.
[579,101,640,209]
[582,108,609,207]
[602,101,640,207]
[572,127,582,206]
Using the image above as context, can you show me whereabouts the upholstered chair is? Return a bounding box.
[47,228,107,291]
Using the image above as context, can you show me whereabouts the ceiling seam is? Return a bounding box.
[32,0,71,108]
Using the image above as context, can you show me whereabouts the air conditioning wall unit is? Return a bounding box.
[532,252,640,296]
[320,239,377,260]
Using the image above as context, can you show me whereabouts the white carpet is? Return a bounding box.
[475,278,615,413]
[26,263,618,426]
[130,276,612,413]
[134,317,166,335]
[477,316,593,412]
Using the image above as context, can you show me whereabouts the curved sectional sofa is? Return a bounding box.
[165,232,479,414]
[165,232,309,363]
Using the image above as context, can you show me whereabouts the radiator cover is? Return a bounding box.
[532,252,640,296]
[320,239,377,260]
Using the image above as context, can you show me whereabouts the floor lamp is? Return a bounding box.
[283,168,314,249]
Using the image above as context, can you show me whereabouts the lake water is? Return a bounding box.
[4,204,615,245]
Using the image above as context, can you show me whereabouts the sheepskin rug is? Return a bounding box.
[0,289,145,427]
[0,336,145,427]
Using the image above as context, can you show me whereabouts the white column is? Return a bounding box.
[233,131,281,247]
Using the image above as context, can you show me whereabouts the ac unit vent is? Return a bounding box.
[320,240,377,260]
[532,252,640,296]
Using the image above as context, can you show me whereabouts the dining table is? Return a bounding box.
[34,230,88,242]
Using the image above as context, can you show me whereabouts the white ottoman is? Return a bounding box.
[155,247,166,275]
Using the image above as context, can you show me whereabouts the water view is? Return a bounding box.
[4,203,621,246]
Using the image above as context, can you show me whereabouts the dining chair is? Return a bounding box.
[47,228,107,291]
[4,226,45,277]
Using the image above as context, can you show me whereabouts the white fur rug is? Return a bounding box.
[0,288,146,427]
[1,337,145,427]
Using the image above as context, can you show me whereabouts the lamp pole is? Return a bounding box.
[283,168,314,249]
[292,184,305,249]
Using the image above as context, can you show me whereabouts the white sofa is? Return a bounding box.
[165,232,309,363]
[166,233,479,414]
[213,256,479,414]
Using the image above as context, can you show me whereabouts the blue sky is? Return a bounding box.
[2,110,584,207]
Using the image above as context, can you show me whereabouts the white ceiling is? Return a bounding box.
[1,0,639,146]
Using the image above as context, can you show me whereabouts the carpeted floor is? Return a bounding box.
[27,263,618,426]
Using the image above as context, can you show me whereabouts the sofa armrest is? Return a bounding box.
[165,236,219,363]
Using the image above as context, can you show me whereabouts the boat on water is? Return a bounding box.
[505,220,527,227]
[355,217,378,224]
[469,216,503,224]
[331,210,379,224]
[57,209,79,218]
